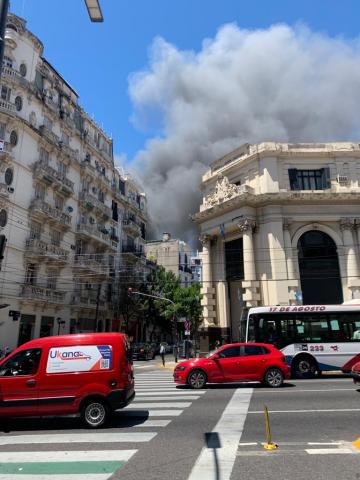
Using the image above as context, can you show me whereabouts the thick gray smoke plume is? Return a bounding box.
[129,23,360,243]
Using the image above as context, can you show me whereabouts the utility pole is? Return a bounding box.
[0,0,9,78]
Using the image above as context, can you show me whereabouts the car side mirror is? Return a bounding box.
[211,353,220,360]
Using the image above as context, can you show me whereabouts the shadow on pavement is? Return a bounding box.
[0,411,150,433]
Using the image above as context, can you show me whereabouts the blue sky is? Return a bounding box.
[10,0,360,162]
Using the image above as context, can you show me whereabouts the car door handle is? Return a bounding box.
[26,379,36,387]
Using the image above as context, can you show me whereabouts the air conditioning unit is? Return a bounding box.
[7,186,14,193]
[337,175,349,185]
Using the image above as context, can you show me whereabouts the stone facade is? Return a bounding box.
[0,15,148,349]
[193,142,360,348]
[145,233,193,286]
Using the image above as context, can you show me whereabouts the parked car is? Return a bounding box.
[173,342,290,389]
[351,361,360,385]
[132,343,155,360]
[0,333,135,428]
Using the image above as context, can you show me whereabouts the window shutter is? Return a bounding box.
[322,167,331,189]
[288,169,299,190]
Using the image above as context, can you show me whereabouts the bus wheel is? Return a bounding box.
[292,355,317,378]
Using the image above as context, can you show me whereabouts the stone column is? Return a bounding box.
[340,218,360,299]
[238,218,259,306]
[283,218,299,304]
[199,234,216,327]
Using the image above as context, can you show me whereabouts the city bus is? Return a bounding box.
[245,304,360,377]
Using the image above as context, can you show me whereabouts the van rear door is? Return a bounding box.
[0,348,41,417]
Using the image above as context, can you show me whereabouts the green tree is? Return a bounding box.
[174,283,203,337]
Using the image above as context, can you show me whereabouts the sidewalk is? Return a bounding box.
[155,360,177,371]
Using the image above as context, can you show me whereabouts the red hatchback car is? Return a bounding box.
[174,343,290,389]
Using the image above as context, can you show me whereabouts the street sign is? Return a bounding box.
[185,330,191,336]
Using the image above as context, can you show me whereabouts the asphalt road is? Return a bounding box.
[1,363,360,480]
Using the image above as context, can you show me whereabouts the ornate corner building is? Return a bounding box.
[0,14,148,349]
[192,142,360,349]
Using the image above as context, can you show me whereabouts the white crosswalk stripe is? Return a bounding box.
[0,369,205,479]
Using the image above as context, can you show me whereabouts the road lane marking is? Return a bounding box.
[136,391,205,396]
[188,388,253,480]
[262,388,355,393]
[116,409,183,416]
[133,396,200,401]
[126,402,191,408]
[0,432,157,445]
[0,451,136,462]
[248,408,360,414]
[0,475,109,480]
[131,419,171,427]
[306,448,354,454]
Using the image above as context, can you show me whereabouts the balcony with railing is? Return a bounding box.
[32,160,74,196]
[1,66,29,89]
[122,244,144,262]
[74,253,109,276]
[76,223,115,249]
[20,284,66,304]
[71,294,107,310]
[29,198,72,230]
[0,99,15,114]
[122,218,141,235]
[25,238,69,264]
[39,125,60,145]
[79,192,111,218]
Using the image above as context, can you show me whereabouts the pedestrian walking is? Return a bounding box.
[173,343,179,363]
[160,342,166,367]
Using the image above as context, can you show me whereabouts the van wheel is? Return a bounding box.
[81,399,109,428]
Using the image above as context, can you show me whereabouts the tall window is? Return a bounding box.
[35,183,45,200]
[50,229,61,246]
[25,264,37,285]
[98,190,105,203]
[30,222,41,240]
[0,122,5,140]
[1,86,11,101]
[39,147,49,164]
[58,162,67,177]
[225,238,244,280]
[54,194,64,210]
[47,269,57,290]
[289,168,330,190]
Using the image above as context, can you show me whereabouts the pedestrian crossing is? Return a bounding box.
[0,370,205,479]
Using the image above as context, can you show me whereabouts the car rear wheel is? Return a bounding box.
[81,399,109,428]
[263,368,284,388]
[188,369,207,389]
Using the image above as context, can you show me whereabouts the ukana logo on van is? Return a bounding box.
[50,350,92,361]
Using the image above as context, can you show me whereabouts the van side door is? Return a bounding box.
[0,348,41,417]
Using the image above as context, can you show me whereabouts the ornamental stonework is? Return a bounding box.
[238,218,257,233]
[203,175,242,209]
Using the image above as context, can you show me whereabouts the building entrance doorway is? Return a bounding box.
[298,230,343,304]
